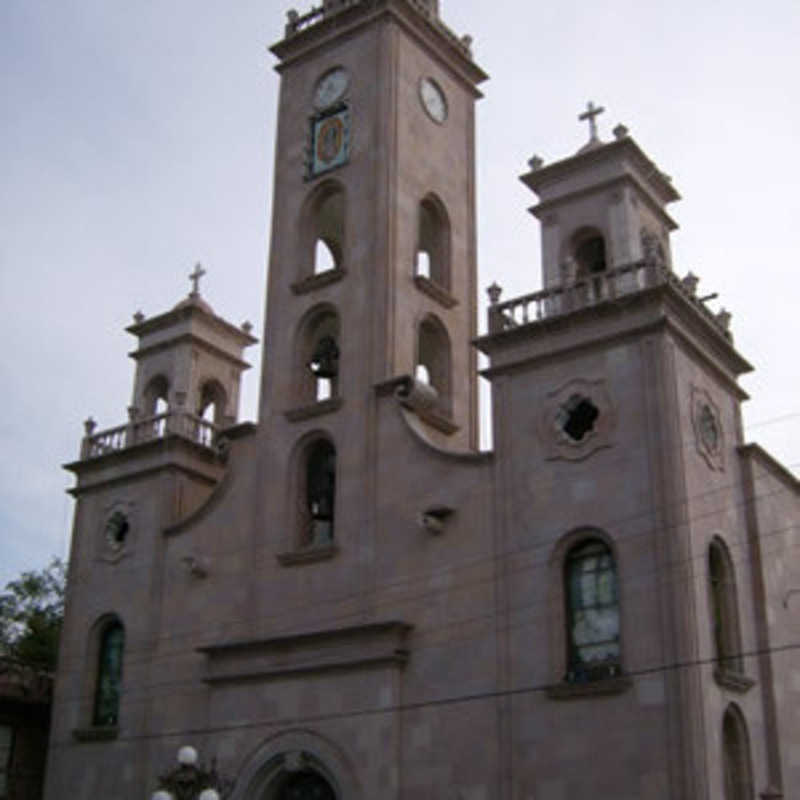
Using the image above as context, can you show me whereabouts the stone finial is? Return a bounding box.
[613,123,629,140]
[461,34,473,53]
[133,310,145,324]
[285,8,299,35]
[83,417,97,436]
[716,308,732,331]
[241,321,253,335]
[681,272,699,296]
[528,155,544,170]
[487,282,502,305]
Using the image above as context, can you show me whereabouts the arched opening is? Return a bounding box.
[296,307,341,406]
[301,182,345,279]
[143,375,169,417]
[416,194,450,289]
[314,239,338,275]
[301,438,336,548]
[273,770,337,800]
[92,619,124,727]
[197,379,228,427]
[571,228,607,275]
[564,538,620,682]
[416,315,452,415]
[722,704,754,800]
[708,538,743,673]
[414,363,431,385]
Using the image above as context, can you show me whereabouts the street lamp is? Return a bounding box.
[150,745,229,800]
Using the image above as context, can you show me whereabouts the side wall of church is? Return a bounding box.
[489,331,679,797]
[743,453,800,792]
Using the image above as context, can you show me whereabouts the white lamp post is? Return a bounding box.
[149,745,228,800]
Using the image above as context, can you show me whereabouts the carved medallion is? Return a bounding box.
[691,386,725,471]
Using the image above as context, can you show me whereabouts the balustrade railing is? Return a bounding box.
[81,411,218,460]
[487,261,732,339]
[283,0,472,57]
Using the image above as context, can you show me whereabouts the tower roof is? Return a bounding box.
[521,131,681,222]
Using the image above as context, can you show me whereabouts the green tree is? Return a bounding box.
[0,558,66,672]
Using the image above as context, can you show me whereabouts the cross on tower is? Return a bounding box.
[189,262,206,297]
[578,101,605,143]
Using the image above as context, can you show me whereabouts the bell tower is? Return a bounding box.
[260,0,486,448]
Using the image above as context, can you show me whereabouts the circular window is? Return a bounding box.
[105,511,129,551]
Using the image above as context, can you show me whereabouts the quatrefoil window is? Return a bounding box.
[557,394,599,443]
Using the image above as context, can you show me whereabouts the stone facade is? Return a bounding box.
[45,2,799,798]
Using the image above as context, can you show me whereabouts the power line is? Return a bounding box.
[48,639,800,751]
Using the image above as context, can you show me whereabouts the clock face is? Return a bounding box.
[314,67,349,109]
[419,77,447,123]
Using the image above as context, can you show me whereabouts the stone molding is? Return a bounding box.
[545,675,632,700]
[72,725,118,743]
[276,542,339,566]
[413,275,459,308]
[284,396,343,422]
[198,620,412,685]
[713,666,756,694]
[290,267,347,295]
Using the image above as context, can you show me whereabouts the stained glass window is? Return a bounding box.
[565,539,620,682]
[709,540,742,672]
[93,621,124,726]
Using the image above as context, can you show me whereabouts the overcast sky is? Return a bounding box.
[1,0,798,588]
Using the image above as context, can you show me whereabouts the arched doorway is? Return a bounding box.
[271,769,336,800]
[229,731,361,800]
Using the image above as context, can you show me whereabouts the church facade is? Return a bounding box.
[45,1,799,798]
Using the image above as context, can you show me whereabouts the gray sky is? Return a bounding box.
[1,0,798,588]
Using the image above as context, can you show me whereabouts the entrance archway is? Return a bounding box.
[229,730,361,800]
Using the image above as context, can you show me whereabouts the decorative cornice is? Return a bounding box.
[198,620,412,684]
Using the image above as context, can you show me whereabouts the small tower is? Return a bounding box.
[126,264,256,432]
[479,107,755,798]
[53,274,256,785]
[522,103,680,290]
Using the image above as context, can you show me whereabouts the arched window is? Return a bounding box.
[197,379,228,426]
[571,227,607,275]
[416,315,452,415]
[143,375,169,416]
[294,307,341,406]
[302,439,336,548]
[93,620,124,727]
[708,538,743,673]
[300,182,345,279]
[564,539,620,682]
[722,704,754,800]
[416,194,450,289]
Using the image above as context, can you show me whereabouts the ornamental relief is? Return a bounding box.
[539,377,617,461]
[691,385,725,471]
